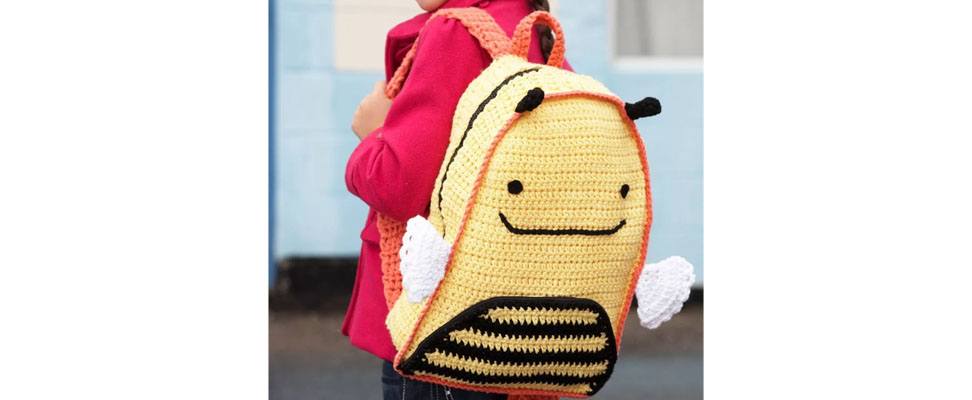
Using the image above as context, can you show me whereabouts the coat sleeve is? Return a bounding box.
[345,18,491,222]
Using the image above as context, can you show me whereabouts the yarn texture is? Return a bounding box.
[377,213,406,309]
[399,216,451,303]
[387,51,652,397]
[635,256,695,329]
[380,9,690,399]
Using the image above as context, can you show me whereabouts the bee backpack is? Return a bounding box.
[375,8,695,399]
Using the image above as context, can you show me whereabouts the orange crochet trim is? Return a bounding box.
[377,213,405,309]
[385,42,419,99]
[511,11,566,68]
[386,7,513,99]
[377,8,517,310]
[393,92,648,399]
[437,8,513,59]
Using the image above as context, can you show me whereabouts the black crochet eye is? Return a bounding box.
[507,180,523,195]
[620,184,630,199]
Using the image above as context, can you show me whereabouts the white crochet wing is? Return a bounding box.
[635,256,695,329]
[399,216,452,303]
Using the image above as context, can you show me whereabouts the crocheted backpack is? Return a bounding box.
[376,8,695,399]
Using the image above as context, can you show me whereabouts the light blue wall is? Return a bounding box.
[273,0,370,257]
[272,0,703,283]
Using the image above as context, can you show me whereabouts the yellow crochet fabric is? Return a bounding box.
[481,307,600,326]
[423,350,610,378]
[386,53,652,397]
[446,329,609,354]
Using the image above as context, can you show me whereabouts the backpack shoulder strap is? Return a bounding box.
[385,7,512,99]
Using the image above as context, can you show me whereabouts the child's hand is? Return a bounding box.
[351,81,392,140]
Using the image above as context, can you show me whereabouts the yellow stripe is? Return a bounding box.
[413,370,592,395]
[482,307,599,325]
[448,328,608,353]
[424,350,609,378]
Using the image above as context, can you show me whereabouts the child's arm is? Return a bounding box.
[351,81,392,140]
[345,19,489,221]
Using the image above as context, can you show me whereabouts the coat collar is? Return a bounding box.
[438,0,495,10]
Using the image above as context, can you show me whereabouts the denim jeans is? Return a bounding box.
[382,361,507,400]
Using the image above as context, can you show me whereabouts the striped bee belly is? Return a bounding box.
[397,297,618,396]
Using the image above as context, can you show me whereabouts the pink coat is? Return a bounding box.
[343,0,571,362]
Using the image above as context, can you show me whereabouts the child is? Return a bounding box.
[344,0,569,398]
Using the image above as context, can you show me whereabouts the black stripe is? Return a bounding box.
[445,328,607,348]
[499,213,627,236]
[430,338,614,364]
[436,68,542,237]
[464,317,605,337]
[472,296,608,311]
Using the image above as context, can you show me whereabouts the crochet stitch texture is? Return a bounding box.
[380,8,663,399]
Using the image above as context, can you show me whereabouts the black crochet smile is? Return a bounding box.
[498,213,626,236]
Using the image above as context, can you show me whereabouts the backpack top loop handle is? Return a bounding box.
[511,11,565,68]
